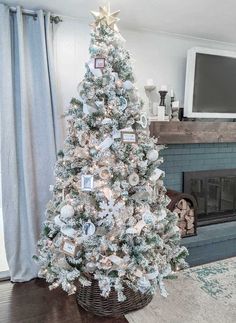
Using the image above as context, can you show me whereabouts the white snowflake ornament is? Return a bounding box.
[98,198,124,219]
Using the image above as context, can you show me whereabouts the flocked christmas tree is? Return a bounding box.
[35,4,188,302]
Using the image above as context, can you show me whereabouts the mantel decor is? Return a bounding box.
[150,121,236,144]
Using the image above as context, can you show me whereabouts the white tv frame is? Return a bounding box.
[184,47,236,118]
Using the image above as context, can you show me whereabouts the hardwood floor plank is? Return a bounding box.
[0,279,128,323]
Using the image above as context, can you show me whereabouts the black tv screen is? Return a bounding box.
[193,53,236,113]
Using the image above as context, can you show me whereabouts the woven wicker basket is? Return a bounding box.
[76,278,153,317]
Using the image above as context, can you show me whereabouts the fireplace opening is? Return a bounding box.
[184,169,236,226]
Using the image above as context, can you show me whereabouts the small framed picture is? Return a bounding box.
[121,132,137,143]
[61,239,77,257]
[81,175,94,191]
[94,58,105,69]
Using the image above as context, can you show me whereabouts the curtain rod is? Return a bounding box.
[9,6,62,23]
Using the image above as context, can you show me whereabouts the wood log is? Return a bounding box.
[167,189,198,237]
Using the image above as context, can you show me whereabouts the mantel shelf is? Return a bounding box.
[150,121,236,144]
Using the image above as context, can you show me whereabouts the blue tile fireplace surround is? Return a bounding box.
[160,142,236,192]
[160,142,236,266]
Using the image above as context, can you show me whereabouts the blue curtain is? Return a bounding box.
[0,4,63,281]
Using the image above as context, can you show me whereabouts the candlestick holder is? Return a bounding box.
[145,84,156,115]
[159,90,168,106]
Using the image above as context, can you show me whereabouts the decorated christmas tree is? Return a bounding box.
[35,4,188,304]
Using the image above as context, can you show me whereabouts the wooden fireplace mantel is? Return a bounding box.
[150,121,236,144]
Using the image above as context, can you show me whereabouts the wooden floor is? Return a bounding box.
[0,279,128,323]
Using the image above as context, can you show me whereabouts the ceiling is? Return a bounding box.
[4,0,236,43]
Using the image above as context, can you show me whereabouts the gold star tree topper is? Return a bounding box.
[90,3,120,32]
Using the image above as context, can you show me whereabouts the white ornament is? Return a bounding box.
[158,209,167,221]
[137,113,148,128]
[61,226,77,239]
[60,205,75,219]
[134,269,143,278]
[82,221,96,236]
[102,118,112,125]
[147,149,159,162]
[126,227,137,234]
[86,262,96,273]
[76,81,84,102]
[98,198,124,219]
[88,59,102,77]
[95,100,104,108]
[128,172,139,186]
[54,214,65,228]
[102,187,113,200]
[83,103,97,115]
[112,129,121,139]
[99,137,114,150]
[119,96,127,111]
[137,277,151,293]
[123,80,134,90]
[142,211,156,225]
[111,72,119,81]
[150,169,164,182]
[134,220,146,235]
[86,88,95,99]
[108,255,123,265]
[145,270,159,280]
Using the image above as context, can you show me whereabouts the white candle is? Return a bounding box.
[153,103,159,116]
[172,101,179,108]
[146,78,154,86]
[170,89,174,97]
[158,106,165,121]
[160,85,167,91]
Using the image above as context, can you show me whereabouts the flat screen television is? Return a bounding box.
[184,47,236,118]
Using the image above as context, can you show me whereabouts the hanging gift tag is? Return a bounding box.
[61,239,77,257]
[121,132,137,143]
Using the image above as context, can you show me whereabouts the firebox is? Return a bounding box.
[184,169,236,226]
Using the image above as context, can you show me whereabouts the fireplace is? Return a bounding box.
[184,169,236,226]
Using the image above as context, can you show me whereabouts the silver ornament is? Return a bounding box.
[128,172,139,186]
[147,149,159,162]
[99,167,111,180]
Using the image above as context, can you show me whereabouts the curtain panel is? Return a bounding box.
[0,4,61,281]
